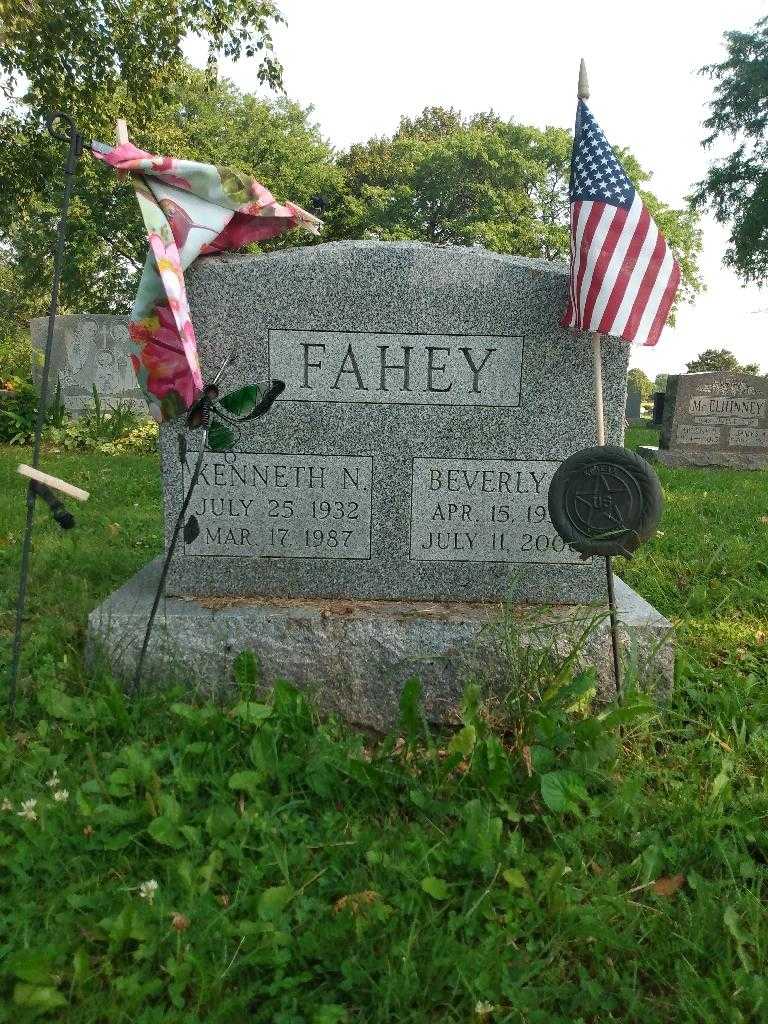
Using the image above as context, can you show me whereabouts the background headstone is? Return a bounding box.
[161,241,630,604]
[625,388,642,421]
[652,391,666,426]
[658,371,768,469]
[31,314,145,416]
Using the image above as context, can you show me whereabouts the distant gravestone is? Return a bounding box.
[31,314,144,416]
[625,388,642,421]
[652,391,666,426]
[89,241,673,726]
[654,372,768,469]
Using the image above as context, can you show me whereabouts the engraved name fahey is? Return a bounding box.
[299,341,498,394]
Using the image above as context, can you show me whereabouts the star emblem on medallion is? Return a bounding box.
[572,472,627,532]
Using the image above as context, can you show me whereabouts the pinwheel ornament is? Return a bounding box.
[91,134,321,422]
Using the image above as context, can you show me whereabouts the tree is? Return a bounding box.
[327,108,572,260]
[0,0,291,363]
[627,368,653,401]
[653,373,669,393]
[0,69,339,349]
[0,0,284,111]
[685,348,759,374]
[326,107,703,308]
[693,17,768,283]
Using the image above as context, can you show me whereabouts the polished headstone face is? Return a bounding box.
[160,240,630,603]
[31,314,145,416]
[661,372,768,465]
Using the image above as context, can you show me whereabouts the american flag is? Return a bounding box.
[561,100,680,347]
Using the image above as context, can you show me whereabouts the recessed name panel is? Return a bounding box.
[410,457,583,564]
[183,453,372,559]
[268,329,523,407]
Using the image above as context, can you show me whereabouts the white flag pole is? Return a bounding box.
[592,333,606,445]
[578,60,607,447]
[578,59,622,696]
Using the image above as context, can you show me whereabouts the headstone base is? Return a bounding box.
[87,559,674,732]
[638,445,768,471]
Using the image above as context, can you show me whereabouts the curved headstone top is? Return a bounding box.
[163,239,630,603]
[186,240,571,357]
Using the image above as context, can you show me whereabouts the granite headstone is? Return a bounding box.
[625,388,642,421]
[655,371,768,469]
[31,314,144,416]
[160,241,629,604]
[652,391,666,427]
[89,241,674,726]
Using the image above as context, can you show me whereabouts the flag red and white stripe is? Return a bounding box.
[562,100,680,347]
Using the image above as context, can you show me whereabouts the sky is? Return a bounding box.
[187,0,767,379]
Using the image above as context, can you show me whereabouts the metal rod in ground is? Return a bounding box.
[8,117,83,713]
[130,430,209,695]
[605,555,622,697]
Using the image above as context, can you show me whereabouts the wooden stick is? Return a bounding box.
[17,464,90,502]
[115,119,129,145]
[591,333,606,445]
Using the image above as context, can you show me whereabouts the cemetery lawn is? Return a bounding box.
[1,438,767,1023]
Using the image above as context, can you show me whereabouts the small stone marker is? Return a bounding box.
[89,241,674,727]
[642,371,768,469]
[625,388,641,421]
[31,314,145,415]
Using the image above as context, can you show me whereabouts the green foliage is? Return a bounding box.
[0,380,158,452]
[90,419,159,455]
[0,442,768,1019]
[43,407,158,454]
[654,372,669,393]
[0,379,40,443]
[693,16,768,284]
[421,876,450,900]
[0,664,653,1019]
[327,107,572,259]
[0,70,339,347]
[0,304,36,381]
[625,423,768,622]
[0,0,284,109]
[627,367,653,401]
[686,347,760,375]
[0,378,68,444]
[327,106,703,312]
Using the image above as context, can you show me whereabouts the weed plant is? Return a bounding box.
[1,383,157,453]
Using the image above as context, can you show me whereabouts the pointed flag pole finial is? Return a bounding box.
[578,59,590,100]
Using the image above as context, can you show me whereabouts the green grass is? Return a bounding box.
[1,441,767,1023]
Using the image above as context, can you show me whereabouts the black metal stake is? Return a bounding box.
[130,428,209,695]
[591,331,622,698]
[8,113,84,712]
[605,556,622,698]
